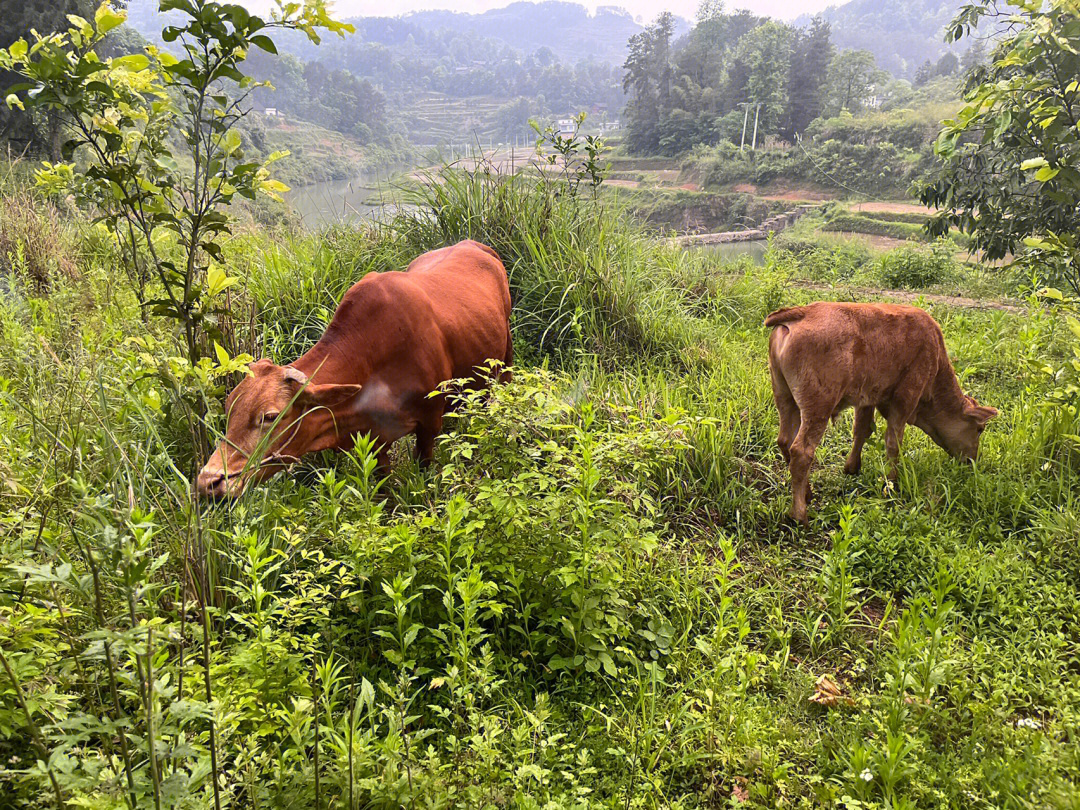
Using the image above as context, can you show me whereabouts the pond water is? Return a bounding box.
[686,239,769,265]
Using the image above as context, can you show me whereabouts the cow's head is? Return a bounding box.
[196,359,361,499]
[917,395,998,462]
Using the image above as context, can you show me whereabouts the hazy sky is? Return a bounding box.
[241,1,834,23]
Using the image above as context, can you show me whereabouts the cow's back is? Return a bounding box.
[316,240,511,388]
[403,240,511,373]
[768,302,945,407]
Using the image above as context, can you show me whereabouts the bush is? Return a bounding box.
[775,234,874,282]
[877,239,958,289]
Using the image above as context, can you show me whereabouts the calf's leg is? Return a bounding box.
[883,420,907,482]
[844,406,875,475]
[881,392,922,482]
[788,414,829,525]
[770,366,801,465]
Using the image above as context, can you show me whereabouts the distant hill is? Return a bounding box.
[796,0,962,76]
[401,2,690,67]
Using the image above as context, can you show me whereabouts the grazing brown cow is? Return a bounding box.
[196,240,513,499]
[765,302,997,524]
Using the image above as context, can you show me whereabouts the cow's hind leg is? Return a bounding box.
[770,364,801,465]
[845,406,876,475]
[788,413,830,525]
[500,328,513,384]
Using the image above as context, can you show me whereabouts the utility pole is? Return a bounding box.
[751,103,761,151]
[740,103,750,150]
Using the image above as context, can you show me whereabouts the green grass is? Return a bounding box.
[1,164,1079,809]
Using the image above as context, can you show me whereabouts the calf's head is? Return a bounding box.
[196,359,361,499]
[917,395,998,462]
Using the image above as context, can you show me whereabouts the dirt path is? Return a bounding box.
[851,201,936,215]
[788,280,1027,313]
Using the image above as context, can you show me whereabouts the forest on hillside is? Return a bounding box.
[620,4,981,157]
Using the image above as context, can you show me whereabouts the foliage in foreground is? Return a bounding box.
[2,165,1080,809]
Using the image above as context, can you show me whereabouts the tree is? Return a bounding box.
[824,49,887,115]
[921,0,1080,296]
[732,22,791,137]
[914,58,934,86]
[622,12,676,154]
[1,0,96,153]
[1,0,351,370]
[933,52,958,77]
[960,38,985,74]
[785,16,833,138]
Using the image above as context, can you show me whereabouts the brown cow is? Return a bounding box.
[765,302,997,524]
[196,240,513,499]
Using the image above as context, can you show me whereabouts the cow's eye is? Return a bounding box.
[261,411,280,426]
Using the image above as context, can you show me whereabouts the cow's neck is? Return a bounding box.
[926,357,966,409]
[291,338,369,385]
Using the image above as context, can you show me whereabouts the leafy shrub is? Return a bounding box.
[775,235,874,282]
[877,240,958,289]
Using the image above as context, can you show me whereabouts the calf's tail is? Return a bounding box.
[764,306,807,328]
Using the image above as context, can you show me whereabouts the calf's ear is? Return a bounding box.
[971,404,998,425]
[302,383,363,410]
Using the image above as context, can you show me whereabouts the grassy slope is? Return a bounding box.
[1,168,1079,809]
[252,119,414,186]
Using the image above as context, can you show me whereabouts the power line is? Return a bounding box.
[793,132,891,203]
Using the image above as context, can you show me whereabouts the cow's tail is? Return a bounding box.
[764,306,807,329]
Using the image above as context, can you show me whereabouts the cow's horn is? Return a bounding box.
[283,367,308,385]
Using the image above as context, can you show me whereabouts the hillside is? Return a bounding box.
[796,0,961,76]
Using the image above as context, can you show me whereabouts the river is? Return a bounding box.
[285,167,409,227]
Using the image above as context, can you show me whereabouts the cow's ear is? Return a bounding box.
[302,383,362,409]
[971,404,998,425]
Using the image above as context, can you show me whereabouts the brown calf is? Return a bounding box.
[196,240,513,499]
[765,302,997,524]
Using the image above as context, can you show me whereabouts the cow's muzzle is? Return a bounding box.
[196,468,243,500]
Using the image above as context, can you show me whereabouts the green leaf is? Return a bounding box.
[206,264,239,298]
[5,94,24,111]
[249,34,277,54]
[222,129,242,156]
[1036,166,1061,182]
[1020,157,1049,171]
[113,54,150,71]
[95,4,127,35]
[1068,317,1080,341]
[8,39,27,61]
[214,341,230,367]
